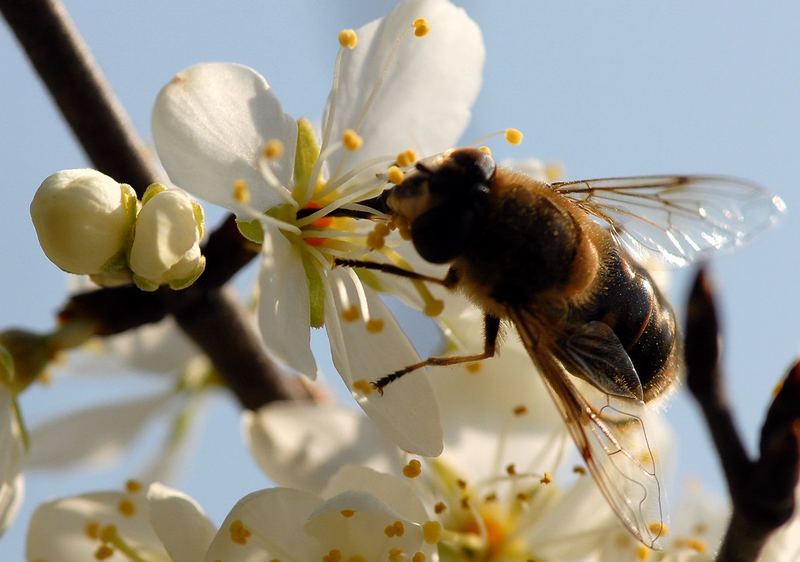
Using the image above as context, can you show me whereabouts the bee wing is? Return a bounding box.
[551,175,786,266]
[509,307,667,549]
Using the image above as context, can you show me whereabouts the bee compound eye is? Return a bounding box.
[410,201,483,264]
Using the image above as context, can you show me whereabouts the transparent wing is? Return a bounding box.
[509,307,668,549]
[551,175,786,266]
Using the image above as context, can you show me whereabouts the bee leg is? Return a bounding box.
[333,258,459,289]
[373,314,500,393]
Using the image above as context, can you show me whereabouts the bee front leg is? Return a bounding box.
[373,314,500,393]
[333,258,459,288]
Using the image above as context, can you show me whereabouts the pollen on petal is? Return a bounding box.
[396,149,417,168]
[540,472,553,484]
[413,18,430,37]
[366,318,384,333]
[338,29,358,49]
[402,459,422,478]
[323,549,343,562]
[465,362,481,373]
[423,521,441,544]
[512,405,527,416]
[229,519,252,545]
[342,129,363,151]
[341,305,360,322]
[233,179,251,203]
[85,521,100,539]
[573,465,587,475]
[506,464,517,476]
[352,379,374,396]
[504,128,524,145]
[434,502,447,514]
[388,547,405,562]
[412,553,426,562]
[388,166,405,185]
[264,139,285,159]
[340,509,356,518]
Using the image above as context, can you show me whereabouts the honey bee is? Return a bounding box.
[334,147,785,548]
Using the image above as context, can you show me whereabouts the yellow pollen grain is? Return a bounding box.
[506,464,517,476]
[389,547,405,562]
[464,362,481,373]
[366,318,384,333]
[387,165,405,185]
[686,537,708,552]
[264,139,285,159]
[434,502,447,514]
[402,459,422,478]
[456,479,467,489]
[118,498,135,517]
[693,522,709,535]
[397,149,417,167]
[352,379,374,396]
[384,524,397,537]
[125,480,142,493]
[341,305,360,322]
[516,492,531,502]
[540,472,552,484]
[424,298,444,317]
[513,405,528,416]
[95,545,114,560]
[85,521,100,540]
[100,525,117,543]
[342,129,363,151]
[478,145,492,155]
[423,521,441,544]
[413,17,430,37]
[484,493,497,502]
[366,231,385,250]
[412,553,426,562]
[392,521,405,536]
[648,521,668,537]
[338,29,358,49]
[340,509,356,518]
[233,179,251,203]
[545,161,564,182]
[504,128,523,145]
[573,465,586,475]
[636,544,651,560]
[323,549,342,562]
[229,519,252,545]
[375,223,391,236]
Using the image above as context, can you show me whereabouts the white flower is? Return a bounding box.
[151,0,484,456]
[30,168,137,275]
[0,356,24,539]
[128,184,206,291]
[205,467,438,562]
[25,481,216,562]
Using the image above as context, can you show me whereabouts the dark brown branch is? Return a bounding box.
[3,0,302,408]
[685,268,800,561]
[0,0,159,195]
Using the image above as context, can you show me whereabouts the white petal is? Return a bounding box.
[147,482,216,562]
[322,465,428,523]
[244,403,402,494]
[152,62,297,214]
[26,491,169,561]
[0,391,23,537]
[26,392,173,468]
[257,226,318,377]
[324,269,443,456]
[204,488,322,561]
[108,317,200,374]
[322,0,484,173]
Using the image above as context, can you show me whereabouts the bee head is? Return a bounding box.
[386,148,496,263]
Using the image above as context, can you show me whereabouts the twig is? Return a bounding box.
[685,268,800,561]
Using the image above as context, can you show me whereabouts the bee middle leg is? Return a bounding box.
[373,314,500,393]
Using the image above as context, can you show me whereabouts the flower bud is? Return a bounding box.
[30,169,138,275]
[129,184,205,291]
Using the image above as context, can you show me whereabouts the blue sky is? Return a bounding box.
[2,0,799,556]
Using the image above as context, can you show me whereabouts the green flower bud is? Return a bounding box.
[30,169,138,275]
[129,184,205,291]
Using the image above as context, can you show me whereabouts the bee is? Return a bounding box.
[334,147,785,548]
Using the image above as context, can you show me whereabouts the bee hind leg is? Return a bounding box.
[333,258,459,288]
[373,314,500,394]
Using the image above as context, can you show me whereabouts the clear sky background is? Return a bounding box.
[2,0,799,557]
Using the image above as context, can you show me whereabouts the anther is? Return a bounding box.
[424,299,444,317]
[340,509,356,518]
[366,318,384,333]
[341,305,360,322]
[540,472,552,484]
[478,146,492,155]
[323,549,343,562]
[95,545,114,560]
[573,465,586,475]
[342,129,363,151]
[85,521,100,539]
[125,480,142,493]
[465,362,481,373]
[636,544,651,561]
[264,139,285,159]
[387,165,405,185]
[504,128,523,145]
[506,464,517,476]
[233,179,251,203]
[413,18,430,37]
[512,405,527,416]
[402,459,422,478]
[338,29,358,49]
[117,498,135,517]
[423,521,442,544]
[99,525,118,543]
[434,502,447,514]
[396,149,417,167]
[389,547,405,562]
[412,553,426,562]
